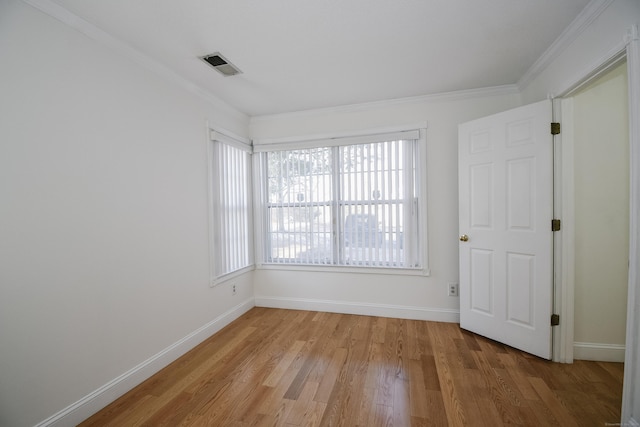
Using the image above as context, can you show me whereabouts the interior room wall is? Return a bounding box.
[0,1,252,426]
[250,89,523,321]
[572,61,629,360]
[2,0,639,425]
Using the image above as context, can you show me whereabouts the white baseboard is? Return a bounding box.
[626,417,640,427]
[254,296,460,323]
[35,297,255,427]
[573,341,626,362]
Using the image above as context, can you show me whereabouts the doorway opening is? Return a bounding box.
[555,60,629,363]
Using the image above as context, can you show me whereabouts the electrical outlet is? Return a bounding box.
[232,284,237,295]
[448,283,459,297]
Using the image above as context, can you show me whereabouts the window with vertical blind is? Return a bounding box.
[253,129,427,271]
[208,130,253,284]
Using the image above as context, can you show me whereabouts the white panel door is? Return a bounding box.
[458,100,553,359]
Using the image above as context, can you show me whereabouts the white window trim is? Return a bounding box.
[253,123,427,147]
[252,126,430,276]
[207,127,255,287]
[252,130,420,152]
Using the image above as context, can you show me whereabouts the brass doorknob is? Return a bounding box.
[459,234,469,242]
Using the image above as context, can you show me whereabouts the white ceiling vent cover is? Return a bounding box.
[200,52,242,77]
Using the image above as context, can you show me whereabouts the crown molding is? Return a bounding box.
[21,0,607,123]
[250,84,520,123]
[517,0,615,91]
[20,0,248,122]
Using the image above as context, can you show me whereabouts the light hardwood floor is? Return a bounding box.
[80,308,624,426]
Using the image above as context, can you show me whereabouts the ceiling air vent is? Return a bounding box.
[200,52,242,77]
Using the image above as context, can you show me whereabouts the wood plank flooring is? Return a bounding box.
[79,308,624,426]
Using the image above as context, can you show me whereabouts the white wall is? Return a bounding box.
[0,1,252,426]
[572,62,629,358]
[250,89,522,321]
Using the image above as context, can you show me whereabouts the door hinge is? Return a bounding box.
[551,122,561,135]
[551,219,561,232]
[551,314,560,326]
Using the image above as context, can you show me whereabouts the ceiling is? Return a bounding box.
[48,0,592,117]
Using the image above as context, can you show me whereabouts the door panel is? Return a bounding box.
[459,100,553,359]
[470,248,494,314]
[470,164,492,228]
[506,252,534,326]
[507,158,535,230]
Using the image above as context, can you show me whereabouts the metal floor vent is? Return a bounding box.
[200,52,242,77]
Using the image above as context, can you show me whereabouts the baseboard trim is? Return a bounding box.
[627,416,640,427]
[573,341,626,362]
[35,297,255,427]
[254,296,460,323]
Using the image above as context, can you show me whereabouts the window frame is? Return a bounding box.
[253,127,429,276]
[207,129,254,286]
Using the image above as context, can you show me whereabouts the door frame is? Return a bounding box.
[553,50,628,363]
[552,24,639,423]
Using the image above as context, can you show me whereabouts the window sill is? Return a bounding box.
[210,265,255,287]
[255,263,430,277]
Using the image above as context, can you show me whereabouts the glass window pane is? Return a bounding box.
[339,141,406,267]
[212,141,252,279]
[262,138,419,269]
